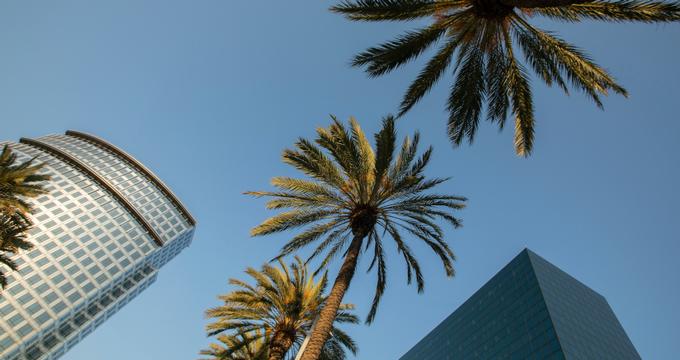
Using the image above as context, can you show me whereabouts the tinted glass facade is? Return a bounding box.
[399,249,640,360]
[0,132,196,360]
[530,253,640,360]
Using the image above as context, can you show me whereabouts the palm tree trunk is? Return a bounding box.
[298,234,364,360]
[269,329,295,360]
[500,0,592,8]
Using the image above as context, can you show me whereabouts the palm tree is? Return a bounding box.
[331,0,680,156]
[200,329,351,360]
[0,213,32,288]
[202,257,358,360]
[247,116,466,360]
[201,330,269,360]
[0,145,50,288]
[0,145,51,214]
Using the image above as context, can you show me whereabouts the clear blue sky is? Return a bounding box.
[1,1,678,359]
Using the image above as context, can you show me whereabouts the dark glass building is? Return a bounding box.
[399,249,640,360]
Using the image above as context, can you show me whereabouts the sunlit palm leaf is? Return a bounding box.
[534,0,680,22]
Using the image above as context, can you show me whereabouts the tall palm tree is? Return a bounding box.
[0,145,51,214]
[0,213,32,288]
[247,116,466,360]
[0,145,50,289]
[202,257,358,360]
[331,0,680,156]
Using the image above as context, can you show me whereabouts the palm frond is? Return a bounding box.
[331,0,468,21]
[282,139,346,190]
[370,115,396,201]
[399,36,460,116]
[447,29,487,147]
[512,16,627,105]
[316,117,363,184]
[352,22,448,77]
[365,232,386,323]
[534,0,680,22]
[250,209,336,236]
[278,220,344,258]
[503,30,536,156]
[0,211,34,289]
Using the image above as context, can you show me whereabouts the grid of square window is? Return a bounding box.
[150,228,195,269]
[3,263,158,360]
[38,135,189,243]
[0,140,195,360]
[0,144,160,358]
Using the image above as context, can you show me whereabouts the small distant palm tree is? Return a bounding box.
[0,145,50,289]
[202,257,358,360]
[332,0,680,156]
[200,330,269,360]
[0,213,32,288]
[248,116,466,360]
[0,145,51,214]
[200,330,349,360]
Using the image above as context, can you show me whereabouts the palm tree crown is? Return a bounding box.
[0,145,50,289]
[248,116,465,360]
[0,145,50,214]
[202,257,358,360]
[201,330,269,360]
[332,0,680,156]
[0,213,32,288]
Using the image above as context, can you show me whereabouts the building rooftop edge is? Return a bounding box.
[19,137,165,247]
[65,130,197,226]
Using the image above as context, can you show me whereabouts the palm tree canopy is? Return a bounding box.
[0,144,51,214]
[0,145,50,289]
[331,0,680,156]
[0,213,32,288]
[202,257,358,360]
[201,330,269,360]
[248,116,466,323]
[200,331,353,360]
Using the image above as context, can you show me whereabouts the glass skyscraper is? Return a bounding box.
[0,131,196,360]
[399,249,640,360]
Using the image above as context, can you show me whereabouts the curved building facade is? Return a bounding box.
[0,131,196,360]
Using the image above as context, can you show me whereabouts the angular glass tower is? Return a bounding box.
[399,249,640,360]
[0,131,196,360]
